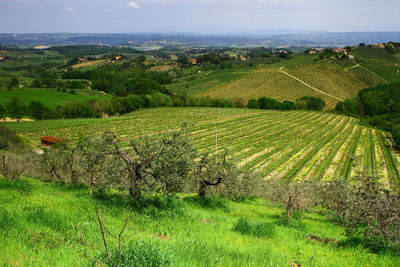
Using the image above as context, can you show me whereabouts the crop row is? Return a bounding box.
[6,107,400,188]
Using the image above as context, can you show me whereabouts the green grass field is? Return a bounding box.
[1,177,399,266]
[0,88,110,109]
[168,55,395,109]
[6,107,400,187]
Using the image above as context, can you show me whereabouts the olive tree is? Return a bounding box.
[76,136,125,195]
[319,175,400,248]
[104,125,196,199]
[0,151,26,181]
[41,145,71,184]
[195,150,262,199]
[265,179,317,224]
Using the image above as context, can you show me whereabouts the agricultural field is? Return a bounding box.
[352,47,398,62]
[72,59,106,69]
[168,54,394,109]
[0,88,110,109]
[352,47,400,83]
[6,107,400,188]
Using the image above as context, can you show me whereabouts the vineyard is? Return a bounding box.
[169,54,394,109]
[330,59,387,85]
[352,47,400,83]
[352,47,397,62]
[6,107,400,187]
[281,61,386,107]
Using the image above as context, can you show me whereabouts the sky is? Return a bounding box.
[1,0,399,34]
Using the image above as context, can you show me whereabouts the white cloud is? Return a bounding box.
[66,6,76,14]
[126,1,140,8]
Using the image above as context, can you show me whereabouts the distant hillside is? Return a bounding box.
[168,51,400,109]
[1,32,400,48]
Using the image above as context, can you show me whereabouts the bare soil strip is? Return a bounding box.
[279,66,345,102]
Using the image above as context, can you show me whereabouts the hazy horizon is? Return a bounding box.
[1,0,399,34]
[2,30,400,35]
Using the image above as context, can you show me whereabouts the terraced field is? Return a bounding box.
[6,107,400,187]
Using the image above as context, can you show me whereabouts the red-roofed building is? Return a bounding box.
[371,43,386,48]
[40,136,65,147]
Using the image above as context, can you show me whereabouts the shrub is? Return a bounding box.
[264,179,317,224]
[6,97,26,121]
[247,99,259,109]
[99,240,171,267]
[233,218,275,238]
[0,126,24,150]
[296,96,326,110]
[0,152,26,181]
[258,97,283,110]
[319,175,400,250]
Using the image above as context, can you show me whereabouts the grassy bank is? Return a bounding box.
[0,177,398,266]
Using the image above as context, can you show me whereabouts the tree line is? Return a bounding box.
[248,96,326,111]
[0,94,326,121]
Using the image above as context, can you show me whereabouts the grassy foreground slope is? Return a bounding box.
[168,54,396,109]
[0,88,109,109]
[1,177,399,266]
[6,107,400,187]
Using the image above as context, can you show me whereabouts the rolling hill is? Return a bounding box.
[168,52,399,109]
[6,107,400,187]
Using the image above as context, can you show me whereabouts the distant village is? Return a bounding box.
[306,41,400,61]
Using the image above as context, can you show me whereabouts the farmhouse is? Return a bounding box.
[333,48,346,53]
[308,50,316,54]
[114,55,123,61]
[78,57,87,63]
[237,55,247,61]
[40,136,65,147]
[189,58,198,65]
[371,43,386,48]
